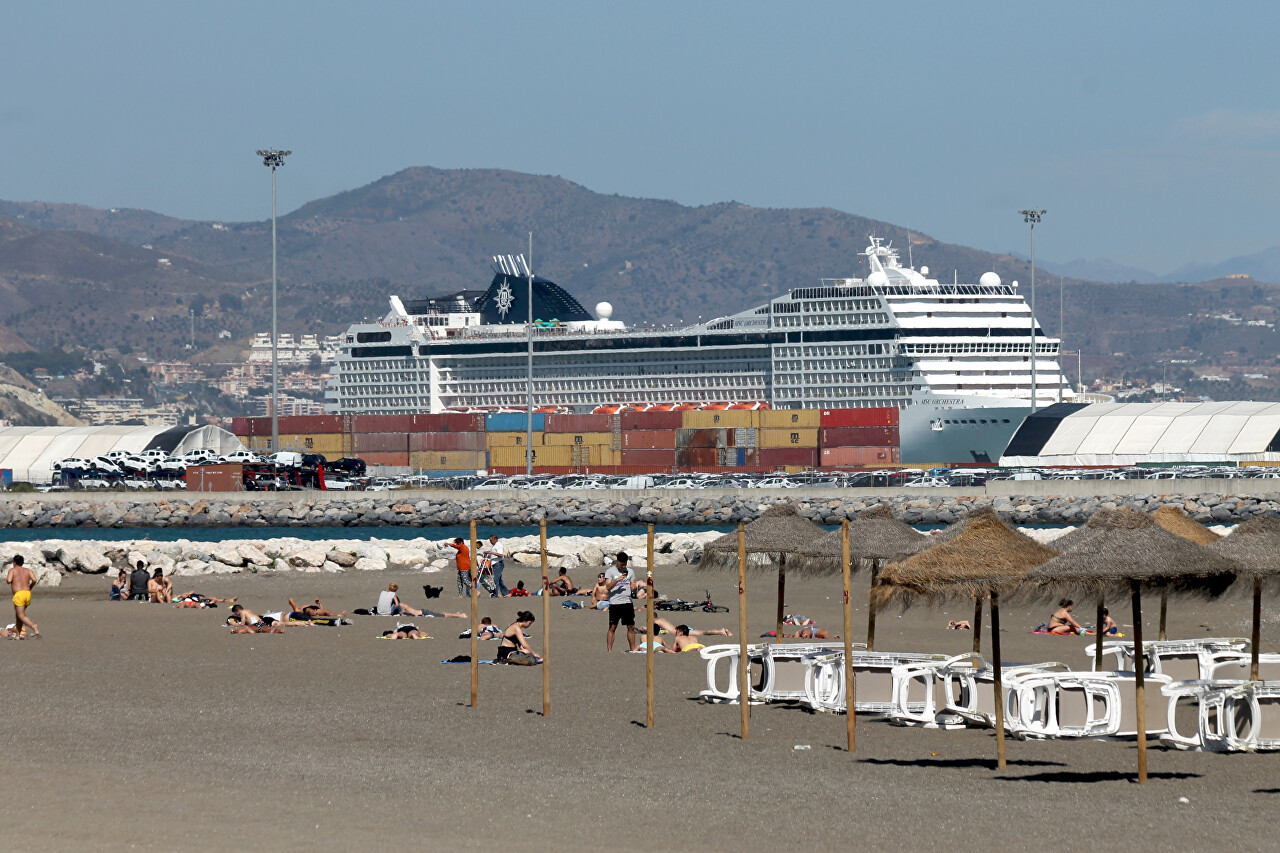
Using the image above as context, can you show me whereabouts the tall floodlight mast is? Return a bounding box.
[1019,209,1046,413]
[257,148,291,451]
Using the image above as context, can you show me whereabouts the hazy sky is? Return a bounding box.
[3,1,1278,273]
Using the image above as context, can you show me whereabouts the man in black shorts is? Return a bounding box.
[604,552,636,652]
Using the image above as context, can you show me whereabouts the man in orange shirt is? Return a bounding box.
[449,537,472,598]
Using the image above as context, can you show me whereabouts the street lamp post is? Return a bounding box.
[526,233,534,477]
[257,148,291,452]
[1019,209,1046,413]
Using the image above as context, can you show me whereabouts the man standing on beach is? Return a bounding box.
[6,555,40,639]
[604,552,635,652]
[449,538,472,598]
[482,534,508,598]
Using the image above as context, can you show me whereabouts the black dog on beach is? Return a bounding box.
[422,585,444,599]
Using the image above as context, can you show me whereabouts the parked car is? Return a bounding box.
[219,450,262,465]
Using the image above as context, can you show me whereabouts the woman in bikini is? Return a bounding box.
[1048,599,1084,635]
[496,610,541,663]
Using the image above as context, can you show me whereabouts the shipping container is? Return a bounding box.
[545,413,613,433]
[409,450,488,471]
[353,433,410,453]
[819,426,899,448]
[819,407,900,428]
[231,417,250,436]
[186,464,243,492]
[349,414,414,434]
[681,410,759,429]
[618,449,677,468]
[819,446,901,466]
[619,410,684,430]
[759,409,821,429]
[489,444,572,468]
[675,447,719,468]
[756,447,818,467]
[620,430,677,450]
[359,451,411,467]
[485,431,544,448]
[543,431,614,446]
[410,413,485,433]
[248,434,346,455]
[675,428,720,449]
[757,428,819,449]
[280,415,345,434]
[485,412,546,432]
[409,431,487,452]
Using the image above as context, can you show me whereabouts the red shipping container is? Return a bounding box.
[676,447,719,468]
[410,413,485,432]
[278,415,344,434]
[360,451,411,467]
[545,413,613,433]
[353,433,410,453]
[757,448,818,467]
[819,408,900,428]
[619,410,685,430]
[352,414,414,433]
[621,430,677,450]
[820,426,899,448]
[676,428,719,448]
[409,431,487,452]
[819,446,900,467]
[619,450,677,468]
[231,417,250,436]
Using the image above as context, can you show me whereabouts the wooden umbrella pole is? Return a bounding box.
[776,554,787,642]
[1252,578,1262,682]
[1095,599,1106,671]
[646,523,655,728]
[1158,587,1168,642]
[841,520,855,752]
[990,590,1006,771]
[865,560,878,651]
[972,596,983,655]
[737,523,749,740]
[540,519,550,718]
[469,519,479,709]
[1130,579,1147,785]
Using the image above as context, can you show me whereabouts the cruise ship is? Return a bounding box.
[326,239,1074,461]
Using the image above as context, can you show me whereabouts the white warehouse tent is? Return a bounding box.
[0,425,245,484]
[1000,401,1280,467]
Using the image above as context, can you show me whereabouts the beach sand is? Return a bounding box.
[6,560,1278,852]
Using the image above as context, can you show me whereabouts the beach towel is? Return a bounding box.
[442,655,494,664]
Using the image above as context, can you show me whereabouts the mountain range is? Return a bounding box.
[0,166,1277,395]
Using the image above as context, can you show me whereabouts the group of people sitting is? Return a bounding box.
[110,561,173,603]
[1041,599,1118,635]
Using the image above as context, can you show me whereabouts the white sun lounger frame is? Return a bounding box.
[801,650,951,715]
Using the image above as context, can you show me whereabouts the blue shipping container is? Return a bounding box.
[736,448,746,466]
[0,469,11,487]
[485,413,546,432]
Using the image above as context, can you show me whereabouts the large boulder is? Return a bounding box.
[209,545,246,568]
[579,544,604,569]
[385,547,430,570]
[325,551,357,568]
[33,565,62,588]
[57,546,111,574]
[237,544,271,567]
[172,560,210,577]
[354,556,388,571]
[288,550,326,568]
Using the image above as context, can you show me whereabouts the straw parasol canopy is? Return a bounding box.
[791,504,926,571]
[1150,504,1221,545]
[697,502,832,573]
[1021,507,1241,600]
[1207,515,1280,583]
[872,509,1060,608]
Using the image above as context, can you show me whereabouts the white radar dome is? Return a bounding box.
[979,272,1001,287]
[595,301,613,320]
[867,270,889,288]
[919,265,929,275]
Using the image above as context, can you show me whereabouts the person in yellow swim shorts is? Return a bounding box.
[5,555,40,639]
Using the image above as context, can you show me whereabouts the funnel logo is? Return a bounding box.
[495,282,515,318]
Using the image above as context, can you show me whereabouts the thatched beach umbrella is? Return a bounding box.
[1207,516,1280,680]
[1021,507,1241,784]
[874,509,1060,770]
[1049,508,1128,670]
[1151,505,1221,640]
[794,505,927,650]
[699,502,833,640]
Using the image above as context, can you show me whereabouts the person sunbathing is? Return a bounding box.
[229,604,284,634]
[666,625,707,653]
[147,568,173,604]
[460,616,503,639]
[638,616,732,637]
[382,625,428,639]
[588,574,610,609]
[287,598,347,621]
[947,620,972,630]
[495,611,541,663]
[548,568,575,596]
[1096,607,1118,635]
[506,580,531,597]
[1049,599,1084,635]
[174,591,238,609]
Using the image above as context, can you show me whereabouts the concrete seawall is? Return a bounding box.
[1,478,1276,527]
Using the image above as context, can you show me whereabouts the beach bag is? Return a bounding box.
[505,652,537,666]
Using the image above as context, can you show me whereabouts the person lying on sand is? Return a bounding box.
[1048,599,1084,635]
[229,604,284,634]
[174,591,238,609]
[459,616,504,640]
[382,625,428,639]
[638,617,732,637]
[761,626,840,639]
[665,625,706,653]
[947,620,972,630]
[287,598,347,621]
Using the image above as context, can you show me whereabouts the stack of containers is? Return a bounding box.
[678,410,765,468]
[618,410,680,470]
[350,414,411,469]
[818,407,901,467]
[238,415,345,457]
[485,413,546,470]
[542,412,616,468]
[408,413,487,474]
[757,409,819,469]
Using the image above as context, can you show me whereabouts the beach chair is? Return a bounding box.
[801,650,949,715]
[698,642,854,704]
[1204,652,1280,682]
[1005,671,1134,739]
[698,643,768,704]
[939,656,1070,734]
[1225,682,1280,751]
[1161,679,1242,751]
[888,657,969,729]
[373,590,397,616]
[1086,638,1248,681]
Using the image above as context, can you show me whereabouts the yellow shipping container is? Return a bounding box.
[681,410,759,429]
[567,446,617,466]
[489,444,574,468]
[759,409,820,429]
[485,431,544,448]
[543,432,614,446]
[409,450,488,471]
[757,428,819,449]
[250,434,345,455]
